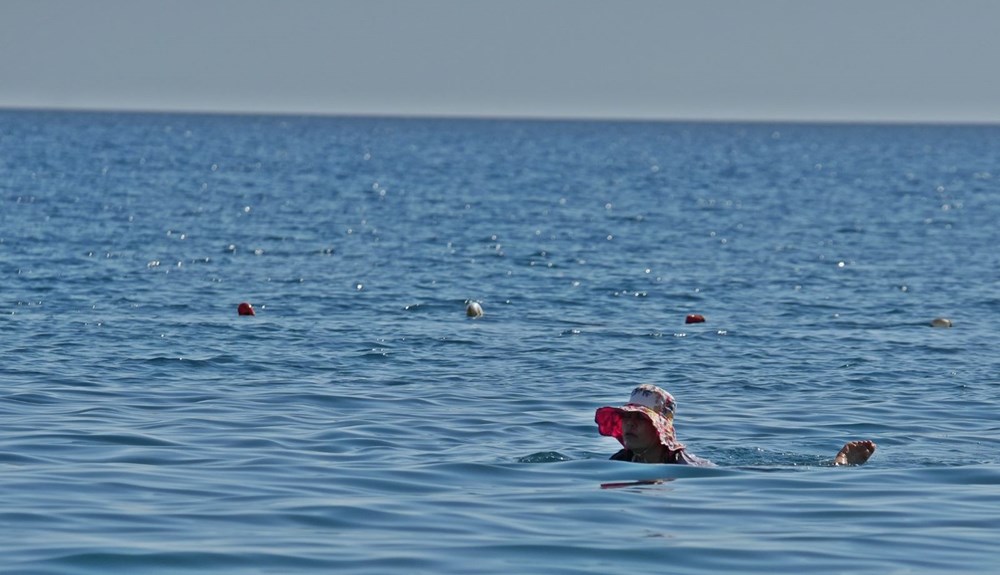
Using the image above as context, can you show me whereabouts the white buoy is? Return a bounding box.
[466,301,484,318]
[930,317,953,328]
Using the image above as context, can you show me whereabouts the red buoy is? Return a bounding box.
[238,302,256,316]
[685,314,705,324]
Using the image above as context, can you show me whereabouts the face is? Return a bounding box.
[620,411,660,452]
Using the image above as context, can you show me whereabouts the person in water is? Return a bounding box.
[595,384,876,466]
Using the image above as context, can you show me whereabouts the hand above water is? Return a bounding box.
[834,440,877,466]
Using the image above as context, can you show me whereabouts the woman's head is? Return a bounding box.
[595,384,684,452]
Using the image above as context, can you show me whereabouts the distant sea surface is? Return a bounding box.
[2,110,999,574]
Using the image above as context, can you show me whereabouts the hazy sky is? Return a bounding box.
[1,0,997,123]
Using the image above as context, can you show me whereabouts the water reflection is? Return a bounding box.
[600,478,676,490]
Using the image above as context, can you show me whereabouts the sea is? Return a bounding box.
[1,110,998,574]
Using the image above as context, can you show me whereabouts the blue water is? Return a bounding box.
[2,110,999,574]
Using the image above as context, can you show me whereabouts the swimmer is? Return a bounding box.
[596,384,876,466]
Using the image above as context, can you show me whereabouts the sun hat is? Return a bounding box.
[595,384,684,452]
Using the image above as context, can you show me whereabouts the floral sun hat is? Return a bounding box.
[595,384,684,452]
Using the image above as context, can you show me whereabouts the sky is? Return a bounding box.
[1,0,998,123]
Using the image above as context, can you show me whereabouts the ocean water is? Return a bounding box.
[1,110,999,574]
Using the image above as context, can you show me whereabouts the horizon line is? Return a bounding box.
[2,104,998,129]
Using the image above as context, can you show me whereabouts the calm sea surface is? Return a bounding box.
[2,110,999,574]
